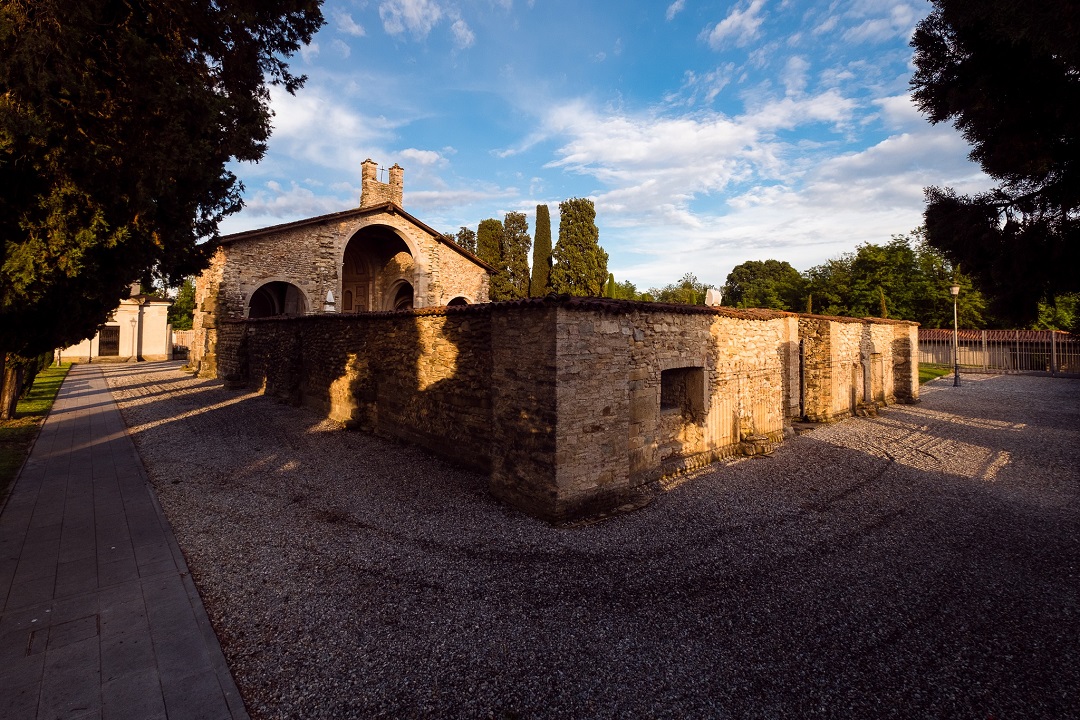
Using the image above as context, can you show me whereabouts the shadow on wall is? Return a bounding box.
[227,310,497,475]
[214,302,918,522]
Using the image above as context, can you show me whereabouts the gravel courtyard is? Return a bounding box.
[102,363,1080,719]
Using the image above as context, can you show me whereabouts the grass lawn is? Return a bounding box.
[0,363,71,502]
[919,363,953,384]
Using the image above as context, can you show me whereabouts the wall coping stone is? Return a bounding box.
[221,295,919,326]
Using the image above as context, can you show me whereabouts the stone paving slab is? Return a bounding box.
[0,363,248,720]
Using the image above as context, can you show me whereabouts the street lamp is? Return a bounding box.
[129,316,138,363]
[950,283,961,387]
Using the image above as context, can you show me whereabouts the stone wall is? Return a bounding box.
[798,315,919,421]
[550,303,799,517]
[213,299,918,522]
[218,310,494,471]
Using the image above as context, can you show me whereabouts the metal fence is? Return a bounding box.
[919,329,1080,377]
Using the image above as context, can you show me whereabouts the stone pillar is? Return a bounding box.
[360,158,379,207]
[389,164,404,206]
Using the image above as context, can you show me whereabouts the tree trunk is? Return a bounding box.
[0,352,22,421]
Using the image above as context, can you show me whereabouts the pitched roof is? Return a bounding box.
[219,202,496,272]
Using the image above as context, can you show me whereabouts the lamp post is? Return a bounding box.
[950,283,960,387]
[129,316,138,363]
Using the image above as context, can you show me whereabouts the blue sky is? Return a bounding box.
[220,0,988,291]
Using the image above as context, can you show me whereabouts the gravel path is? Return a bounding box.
[102,363,1080,719]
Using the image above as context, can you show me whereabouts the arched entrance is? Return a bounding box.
[341,225,414,312]
[447,296,469,307]
[248,281,308,318]
[390,281,414,311]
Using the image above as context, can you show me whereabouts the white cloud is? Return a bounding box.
[379,0,443,38]
[451,19,475,48]
[666,0,686,21]
[333,10,367,37]
[331,39,351,58]
[234,181,352,225]
[703,0,768,49]
[666,65,737,106]
[842,1,922,43]
[399,148,446,166]
[268,85,401,173]
[299,42,319,63]
[781,55,809,94]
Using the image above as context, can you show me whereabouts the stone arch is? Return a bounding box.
[248,281,309,318]
[446,296,470,307]
[388,280,414,311]
[341,223,417,313]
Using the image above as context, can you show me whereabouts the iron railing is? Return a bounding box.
[919,329,1080,377]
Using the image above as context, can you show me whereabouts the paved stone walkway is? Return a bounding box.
[0,363,247,720]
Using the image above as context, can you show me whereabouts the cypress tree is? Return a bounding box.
[604,273,617,298]
[477,218,513,301]
[530,204,553,296]
[551,198,608,297]
[502,212,532,299]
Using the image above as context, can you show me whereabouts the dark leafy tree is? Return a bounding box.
[613,280,641,301]
[802,230,985,327]
[722,259,804,310]
[911,0,1080,325]
[455,226,477,255]
[502,212,531,300]
[168,279,196,331]
[530,204,552,297]
[551,198,608,297]
[650,273,714,306]
[0,0,322,416]
[477,218,513,301]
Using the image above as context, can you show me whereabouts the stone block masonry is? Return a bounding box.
[214,298,918,522]
[798,315,919,422]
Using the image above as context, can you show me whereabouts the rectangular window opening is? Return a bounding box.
[660,366,705,420]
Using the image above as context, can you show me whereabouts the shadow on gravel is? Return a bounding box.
[103,364,1080,720]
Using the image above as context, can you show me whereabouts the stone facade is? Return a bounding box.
[212,297,919,522]
[191,160,492,376]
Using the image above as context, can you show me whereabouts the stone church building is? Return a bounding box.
[192,160,492,374]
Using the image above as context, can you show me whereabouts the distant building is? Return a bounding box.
[60,283,173,362]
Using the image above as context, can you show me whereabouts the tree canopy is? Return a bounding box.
[651,273,713,306]
[168,279,196,331]
[477,218,514,301]
[502,212,532,300]
[453,226,477,255]
[911,0,1080,325]
[1,0,323,360]
[722,260,803,310]
[550,198,607,297]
